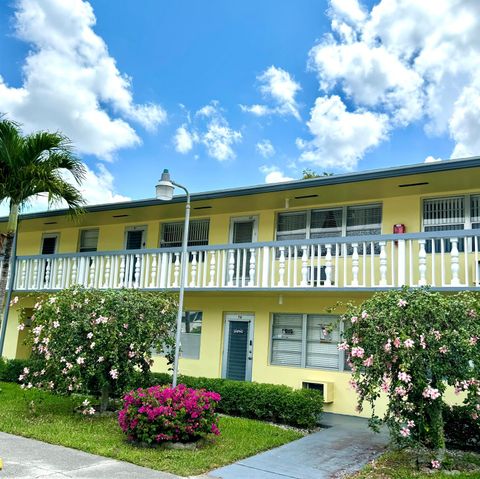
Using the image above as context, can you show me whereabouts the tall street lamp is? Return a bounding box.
[155,169,190,387]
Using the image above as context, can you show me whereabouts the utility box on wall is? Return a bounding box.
[302,381,334,403]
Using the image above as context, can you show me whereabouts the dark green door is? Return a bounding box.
[226,321,250,381]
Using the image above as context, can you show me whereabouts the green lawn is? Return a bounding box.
[352,449,480,479]
[0,382,302,476]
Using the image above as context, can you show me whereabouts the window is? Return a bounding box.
[276,204,382,254]
[271,313,342,371]
[422,195,480,252]
[160,219,210,248]
[78,229,99,252]
[181,311,202,359]
[41,234,58,254]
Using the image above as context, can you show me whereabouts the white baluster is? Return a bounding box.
[397,239,406,286]
[55,258,63,289]
[173,253,180,287]
[379,241,388,286]
[248,248,256,287]
[134,254,141,288]
[324,244,332,286]
[88,258,96,288]
[44,258,51,288]
[300,245,308,286]
[149,254,157,288]
[351,242,359,287]
[278,247,285,287]
[262,246,270,287]
[118,255,125,288]
[418,239,427,286]
[20,260,27,289]
[103,256,111,288]
[32,259,39,289]
[227,249,235,287]
[70,258,77,285]
[190,251,197,287]
[450,237,460,286]
[208,251,216,287]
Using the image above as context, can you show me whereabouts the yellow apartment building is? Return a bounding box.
[1,157,480,416]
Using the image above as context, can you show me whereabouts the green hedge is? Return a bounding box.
[443,404,480,452]
[0,358,35,383]
[144,373,323,429]
[0,358,323,429]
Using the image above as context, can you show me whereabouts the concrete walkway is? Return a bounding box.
[0,432,179,479]
[209,414,388,479]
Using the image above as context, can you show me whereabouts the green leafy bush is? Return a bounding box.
[341,287,480,457]
[0,358,37,383]
[146,374,323,429]
[14,287,178,411]
[443,405,480,451]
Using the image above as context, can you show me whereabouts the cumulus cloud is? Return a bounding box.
[0,0,166,160]
[299,0,480,170]
[173,102,242,162]
[0,162,130,216]
[259,165,294,184]
[424,156,442,163]
[241,66,301,120]
[256,139,275,158]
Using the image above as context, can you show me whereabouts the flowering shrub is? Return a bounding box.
[118,384,221,444]
[17,286,177,411]
[341,288,480,457]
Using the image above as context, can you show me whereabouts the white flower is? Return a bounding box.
[49,297,57,304]
[90,342,96,349]
[97,356,104,363]
[82,399,90,407]
[76,357,85,365]
[17,323,25,331]
[53,321,60,328]
[87,332,94,339]
[109,369,119,379]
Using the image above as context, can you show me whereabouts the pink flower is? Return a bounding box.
[17,323,25,331]
[109,369,119,379]
[395,386,407,397]
[384,339,392,352]
[400,427,410,437]
[468,309,477,318]
[439,345,448,354]
[397,299,408,308]
[407,420,415,428]
[398,372,411,383]
[431,460,441,469]
[393,337,401,348]
[351,346,365,358]
[404,338,414,348]
[361,310,369,319]
[123,323,129,329]
[363,355,374,367]
[337,341,349,351]
[422,386,441,400]
[419,334,426,349]
[433,330,442,341]
[350,316,358,324]
[469,336,478,346]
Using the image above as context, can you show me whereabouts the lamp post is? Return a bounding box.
[155,169,190,387]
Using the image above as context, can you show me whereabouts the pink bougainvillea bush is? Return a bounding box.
[118,384,221,444]
[341,287,480,459]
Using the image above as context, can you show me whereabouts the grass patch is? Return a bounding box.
[352,449,480,479]
[0,382,302,476]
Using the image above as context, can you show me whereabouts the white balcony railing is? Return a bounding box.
[11,230,480,292]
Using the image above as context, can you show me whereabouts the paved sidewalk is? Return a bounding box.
[0,432,179,479]
[209,413,388,479]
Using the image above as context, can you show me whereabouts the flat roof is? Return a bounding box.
[2,155,480,222]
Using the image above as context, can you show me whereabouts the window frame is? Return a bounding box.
[40,233,60,255]
[77,228,99,253]
[275,203,382,242]
[180,310,203,360]
[159,218,210,249]
[269,313,346,372]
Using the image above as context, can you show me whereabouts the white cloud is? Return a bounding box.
[173,102,242,162]
[0,162,130,216]
[173,125,197,154]
[256,139,275,158]
[299,0,480,170]
[297,95,388,170]
[241,66,301,120]
[424,156,442,163]
[259,165,294,184]
[0,0,166,160]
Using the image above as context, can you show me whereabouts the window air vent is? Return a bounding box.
[194,206,212,210]
[43,221,57,225]
[112,214,129,218]
[294,194,319,200]
[398,182,429,188]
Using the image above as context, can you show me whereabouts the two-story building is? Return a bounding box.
[2,157,480,415]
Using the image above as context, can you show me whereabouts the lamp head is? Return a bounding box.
[155,169,175,201]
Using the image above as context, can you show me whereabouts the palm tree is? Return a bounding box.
[0,117,86,354]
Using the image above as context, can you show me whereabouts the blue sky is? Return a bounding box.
[0,0,478,208]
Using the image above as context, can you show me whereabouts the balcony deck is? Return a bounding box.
[7,229,480,293]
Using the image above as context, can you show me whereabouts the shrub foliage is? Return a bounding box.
[119,384,221,444]
[16,286,177,411]
[341,288,480,454]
